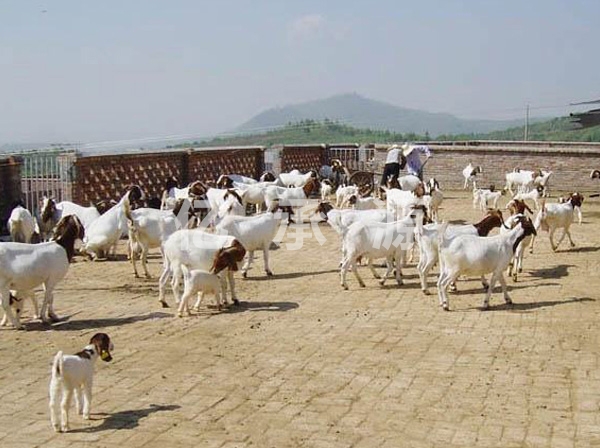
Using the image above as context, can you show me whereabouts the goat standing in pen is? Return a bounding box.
[436,215,537,311]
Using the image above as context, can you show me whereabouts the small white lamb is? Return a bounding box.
[49,333,114,432]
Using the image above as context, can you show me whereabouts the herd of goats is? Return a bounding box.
[2,159,599,433]
[1,163,600,331]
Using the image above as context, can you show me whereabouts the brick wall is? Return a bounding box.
[369,143,600,193]
[71,147,265,204]
[281,145,327,173]
[0,157,23,232]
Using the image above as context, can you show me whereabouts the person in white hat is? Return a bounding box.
[402,143,431,180]
[380,144,407,189]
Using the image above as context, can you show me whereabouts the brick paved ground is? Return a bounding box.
[1,191,600,448]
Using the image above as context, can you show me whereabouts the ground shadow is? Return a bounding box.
[486,296,595,312]
[528,264,574,279]
[568,246,600,253]
[447,281,560,295]
[449,219,468,225]
[243,269,339,281]
[222,300,299,314]
[25,312,172,331]
[69,404,181,432]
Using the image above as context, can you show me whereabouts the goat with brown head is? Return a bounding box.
[210,240,247,274]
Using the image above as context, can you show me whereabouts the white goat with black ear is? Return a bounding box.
[8,204,38,243]
[462,163,482,189]
[437,215,537,311]
[49,333,113,433]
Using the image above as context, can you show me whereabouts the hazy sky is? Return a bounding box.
[1,0,598,145]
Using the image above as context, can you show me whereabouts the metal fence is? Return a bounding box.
[17,149,76,216]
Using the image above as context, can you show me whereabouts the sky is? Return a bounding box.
[1,0,599,146]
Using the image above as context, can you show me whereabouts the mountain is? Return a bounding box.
[236,93,535,137]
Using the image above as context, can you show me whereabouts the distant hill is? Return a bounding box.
[236,93,536,137]
[183,117,599,149]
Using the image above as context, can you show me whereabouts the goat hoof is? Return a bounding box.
[232,298,240,306]
[422,289,430,295]
[160,301,169,308]
[342,285,348,290]
[49,314,60,323]
[378,279,385,286]
[449,285,457,293]
[442,304,449,311]
[242,272,248,279]
[266,271,273,277]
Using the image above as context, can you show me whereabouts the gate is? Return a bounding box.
[17,148,77,216]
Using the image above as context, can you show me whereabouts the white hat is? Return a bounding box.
[387,144,399,151]
[402,143,414,156]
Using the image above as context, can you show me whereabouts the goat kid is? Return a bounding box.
[49,333,113,432]
[462,163,483,189]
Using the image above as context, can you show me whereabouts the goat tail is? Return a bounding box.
[52,351,64,379]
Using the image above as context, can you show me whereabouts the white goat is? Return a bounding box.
[462,163,482,189]
[385,186,425,220]
[215,209,285,278]
[335,185,359,208]
[125,202,179,278]
[177,268,224,316]
[474,186,506,211]
[264,179,318,218]
[437,215,537,311]
[40,198,101,239]
[340,209,425,289]
[505,170,537,195]
[0,215,84,329]
[8,205,38,243]
[320,179,333,202]
[49,333,113,432]
[531,193,584,252]
[158,230,246,307]
[501,213,533,282]
[276,170,317,188]
[533,170,553,197]
[512,185,544,211]
[415,209,505,294]
[423,178,443,222]
[82,186,144,260]
[348,194,378,210]
[396,174,422,192]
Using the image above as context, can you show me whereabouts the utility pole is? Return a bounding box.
[524,104,530,141]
